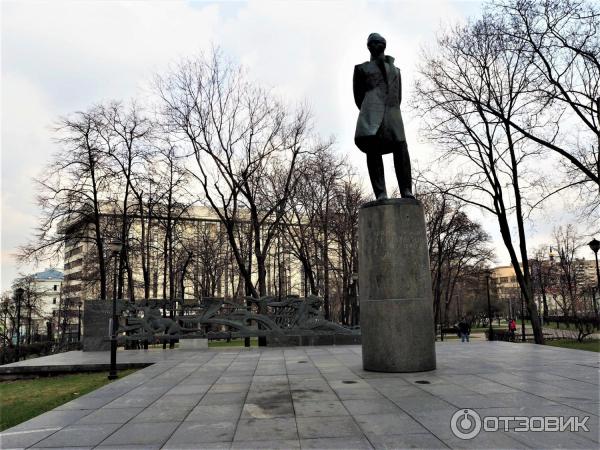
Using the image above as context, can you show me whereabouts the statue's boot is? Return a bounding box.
[366,153,388,200]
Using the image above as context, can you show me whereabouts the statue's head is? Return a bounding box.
[367,33,386,57]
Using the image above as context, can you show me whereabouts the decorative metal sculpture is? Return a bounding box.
[116,296,358,343]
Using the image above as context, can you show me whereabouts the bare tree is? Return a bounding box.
[492,0,599,195]
[414,14,546,343]
[191,221,229,298]
[283,145,343,318]
[128,160,162,300]
[19,107,116,301]
[156,51,313,304]
[530,247,551,320]
[150,140,194,305]
[0,291,15,352]
[12,275,47,344]
[552,225,597,340]
[419,188,494,331]
[97,101,153,301]
[329,174,365,326]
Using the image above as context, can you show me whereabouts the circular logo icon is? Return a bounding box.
[450,409,482,440]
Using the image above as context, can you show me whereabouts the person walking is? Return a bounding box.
[508,318,517,341]
[458,317,471,343]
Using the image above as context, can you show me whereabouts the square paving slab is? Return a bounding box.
[1,342,598,449]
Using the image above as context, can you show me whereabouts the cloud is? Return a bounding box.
[1,0,222,289]
[1,73,54,290]
[2,0,586,290]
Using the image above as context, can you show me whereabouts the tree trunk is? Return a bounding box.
[505,122,543,344]
[87,144,107,301]
[138,198,150,300]
[323,201,330,320]
[179,251,192,299]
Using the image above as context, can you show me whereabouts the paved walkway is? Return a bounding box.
[1,350,177,368]
[1,342,598,449]
[0,349,179,378]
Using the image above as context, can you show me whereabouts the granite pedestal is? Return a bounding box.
[359,198,436,372]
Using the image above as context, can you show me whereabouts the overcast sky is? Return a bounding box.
[1,0,594,291]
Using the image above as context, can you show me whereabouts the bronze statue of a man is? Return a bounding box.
[353,33,414,200]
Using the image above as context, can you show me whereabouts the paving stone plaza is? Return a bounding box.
[0,342,598,449]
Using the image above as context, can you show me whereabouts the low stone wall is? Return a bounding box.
[83,300,113,351]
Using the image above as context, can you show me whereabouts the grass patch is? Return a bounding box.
[545,339,600,353]
[519,319,557,329]
[518,319,595,331]
[209,337,258,348]
[0,369,137,431]
[471,327,493,332]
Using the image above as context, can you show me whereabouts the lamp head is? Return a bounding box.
[589,238,600,254]
[108,239,123,255]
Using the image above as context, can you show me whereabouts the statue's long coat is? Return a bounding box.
[353,55,406,154]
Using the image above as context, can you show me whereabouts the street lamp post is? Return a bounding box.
[108,239,122,380]
[14,288,24,361]
[351,272,359,327]
[77,301,83,342]
[485,269,494,341]
[549,248,556,317]
[589,238,600,322]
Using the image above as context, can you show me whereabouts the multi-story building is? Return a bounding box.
[60,205,316,306]
[490,266,521,318]
[32,268,63,319]
[11,268,66,341]
[491,259,599,317]
[573,259,597,290]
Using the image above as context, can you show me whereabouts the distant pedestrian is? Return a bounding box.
[458,317,471,343]
[508,318,517,341]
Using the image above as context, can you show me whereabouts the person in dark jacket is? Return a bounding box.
[353,33,414,200]
[458,317,471,343]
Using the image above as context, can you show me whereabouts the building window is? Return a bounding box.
[53,298,57,304]
[53,285,58,291]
